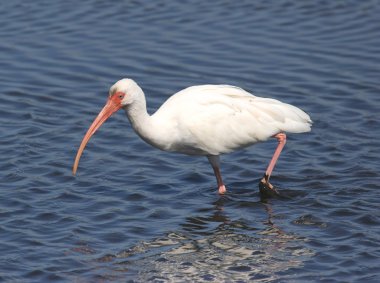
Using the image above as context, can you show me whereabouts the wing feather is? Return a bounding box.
[154,85,312,155]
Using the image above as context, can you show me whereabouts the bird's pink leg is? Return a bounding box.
[261,133,287,190]
[207,156,227,194]
[212,166,227,194]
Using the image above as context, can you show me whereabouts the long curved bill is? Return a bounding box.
[72,97,122,175]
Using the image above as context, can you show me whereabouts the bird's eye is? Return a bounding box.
[117,93,125,100]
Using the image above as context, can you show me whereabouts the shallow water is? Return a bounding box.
[1,1,380,282]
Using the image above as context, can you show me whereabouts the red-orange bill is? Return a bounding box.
[72,97,121,175]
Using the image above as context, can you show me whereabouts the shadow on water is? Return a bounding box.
[81,189,314,282]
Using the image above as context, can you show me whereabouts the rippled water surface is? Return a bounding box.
[1,1,380,282]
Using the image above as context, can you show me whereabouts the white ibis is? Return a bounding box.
[73,79,312,195]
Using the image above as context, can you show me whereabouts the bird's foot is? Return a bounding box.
[259,175,280,198]
[218,185,227,195]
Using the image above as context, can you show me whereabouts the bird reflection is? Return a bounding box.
[155,193,312,279]
[87,191,314,282]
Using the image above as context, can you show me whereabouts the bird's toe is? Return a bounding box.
[259,177,280,198]
[218,185,227,195]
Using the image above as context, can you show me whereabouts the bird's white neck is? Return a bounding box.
[123,92,169,151]
[124,94,149,130]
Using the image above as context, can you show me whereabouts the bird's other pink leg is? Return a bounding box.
[265,133,287,181]
[260,133,286,194]
[207,156,227,194]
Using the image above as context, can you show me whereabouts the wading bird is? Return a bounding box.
[73,79,311,196]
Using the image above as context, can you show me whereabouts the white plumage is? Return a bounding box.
[150,84,311,155]
[73,78,312,196]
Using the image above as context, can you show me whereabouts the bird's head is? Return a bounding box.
[109,78,144,107]
[72,78,141,175]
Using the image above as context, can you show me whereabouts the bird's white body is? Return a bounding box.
[120,81,311,156]
[74,78,312,195]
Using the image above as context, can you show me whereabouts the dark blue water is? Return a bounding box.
[1,1,379,282]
